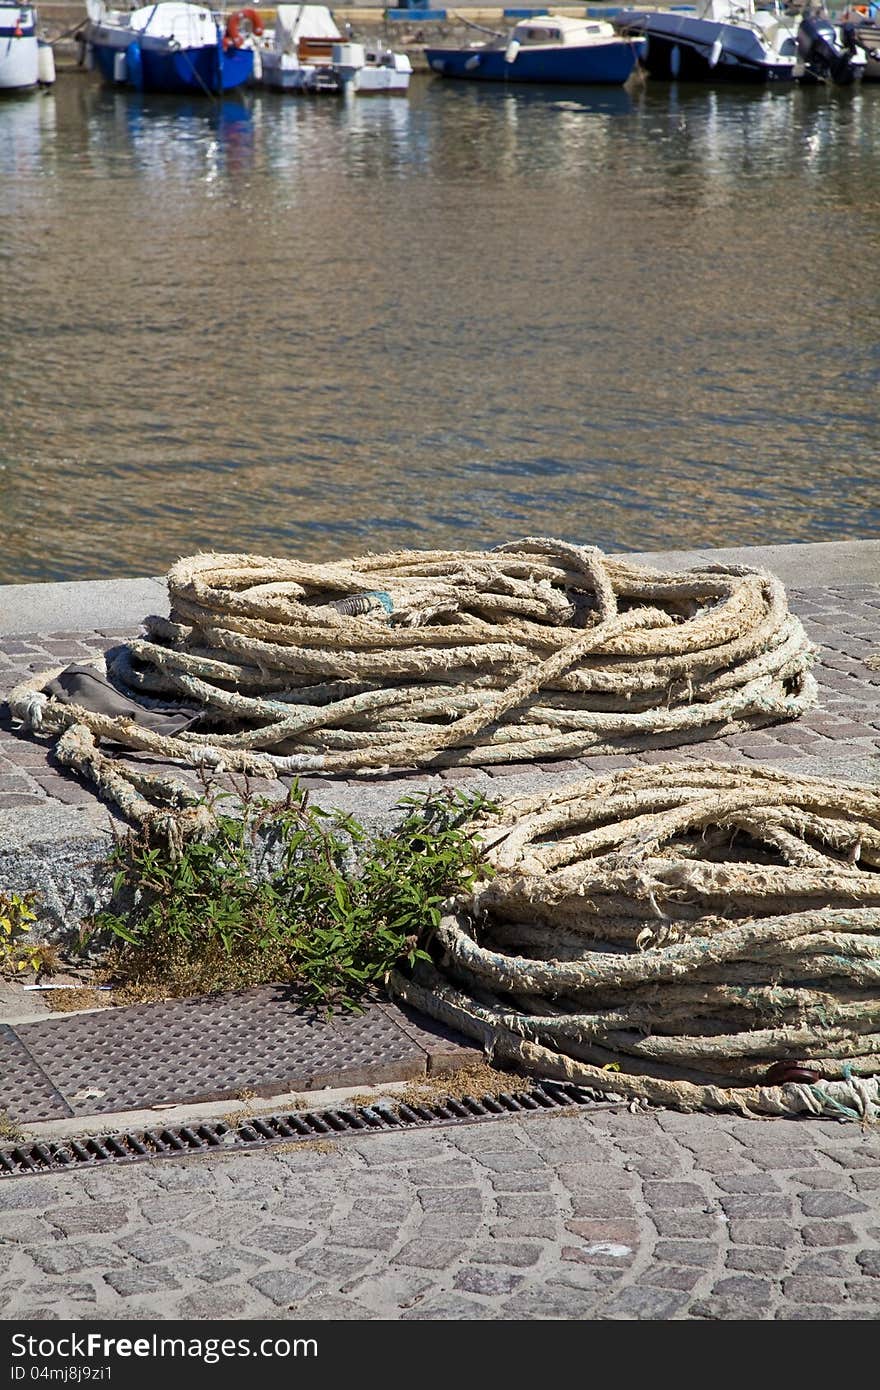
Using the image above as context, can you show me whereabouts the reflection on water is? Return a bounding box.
[1,75,878,581]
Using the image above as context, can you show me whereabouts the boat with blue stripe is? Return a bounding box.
[425,13,645,85]
[84,1,253,95]
[1,4,55,91]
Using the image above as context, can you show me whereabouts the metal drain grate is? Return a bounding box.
[0,1080,603,1179]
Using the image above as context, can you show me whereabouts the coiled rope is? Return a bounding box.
[389,761,880,1120]
[8,540,817,819]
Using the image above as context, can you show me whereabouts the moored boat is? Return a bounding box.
[83,0,254,95]
[616,0,865,82]
[261,5,411,93]
[840,5,880,76]
[332,40,412,94]
[425,13,645,86]
[796,4,866,81]
[1,4,54,92]
[615,0,799,82]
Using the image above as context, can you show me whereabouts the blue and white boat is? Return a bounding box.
[84,1,253,95]
[425,14,645,85]
[1,4,54,92]
[614,0,865,83]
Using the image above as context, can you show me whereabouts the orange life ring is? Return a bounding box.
[224,8,263,50]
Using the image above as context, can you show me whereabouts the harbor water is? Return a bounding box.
[1,72,878,582]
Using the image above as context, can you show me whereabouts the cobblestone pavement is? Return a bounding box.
[1,574,880,1320]
[1,1107,879,1321]
[2,584,880,811]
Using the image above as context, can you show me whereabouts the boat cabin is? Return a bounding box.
[509,15,615,45]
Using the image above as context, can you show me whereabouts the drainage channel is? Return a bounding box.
[0,1080,605,1179]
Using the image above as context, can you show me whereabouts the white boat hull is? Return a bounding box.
[0,7,39,91]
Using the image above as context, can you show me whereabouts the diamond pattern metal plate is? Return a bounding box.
[0,1024,73,1123]
[8,987,475,1120]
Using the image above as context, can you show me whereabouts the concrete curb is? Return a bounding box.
[2,541,878,636]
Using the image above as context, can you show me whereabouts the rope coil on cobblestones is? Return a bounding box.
[390,761,880,1120]
[8,540,817,820]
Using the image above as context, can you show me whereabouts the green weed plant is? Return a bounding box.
[0,892,41,977]
[87,782,494,1011]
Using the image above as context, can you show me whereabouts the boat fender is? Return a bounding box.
[224,7,264,50]
[708,37,722,67]
[464,53,481,69]
[670,43,680,76]
[37,39,56,85]
[126,37,143,89]
[504,38,520,63]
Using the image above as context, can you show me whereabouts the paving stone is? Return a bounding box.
[418,1215,484,1239]
[48,1204,128,1237]
[561,1244,637,1269]
[728,1220,796,1248]
[475,1149,546,1173]
[792,1169,850,1191]
[794,1250,852,1276]
[248,1269,319,1306]
[651,1212,720,1239]
[628,1156,685,1180]
[711,1275,774,1304]
[713,1173,782,1195]
[296,1247,376,1279]
[801,1193,868,1219]
[856,1250,880,1277]
[453,1267,525,1296]
[782,1275,849,1305]
[566,1219,639,1249]
[239,1228,314,1262]
[325,1224,399,1252]
[138,1195,206,1224]
[488,1173,555,1193]
[176,1289,248,1318]
[721,1195,793,1220]
[354,1132,452,1164]
[552,1263,624,1294]
[488,1217,557,1240]
[401,1294,496,1320]
[643,1182,711,1211]
[418,1186,482,1214]
[569,1193,638,1219]
[495,1194,557,1219]
[603,1287,689,1320]
[19,1282,96,1305]
[115,1231,191,1265]
[104,1268,181,1297]
[1,1216,57,1244]
[468,1241,543,1268]
[500,1284,602,1319]
[171,1251,252,1284]
[725,1247,786,1275]
[802,1222,859,1247]
[691,1296,771,1321]
[850,1171,880,1192]
[393,1240,465,1270]
[406,1159,474,1186]
[776,1305,876,1321]
[653,1239,717,1268]
[27,1244,89,1276]
[845,1279,880,1303]
[289,1296,374,1320]
[640,1265,704,1292]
